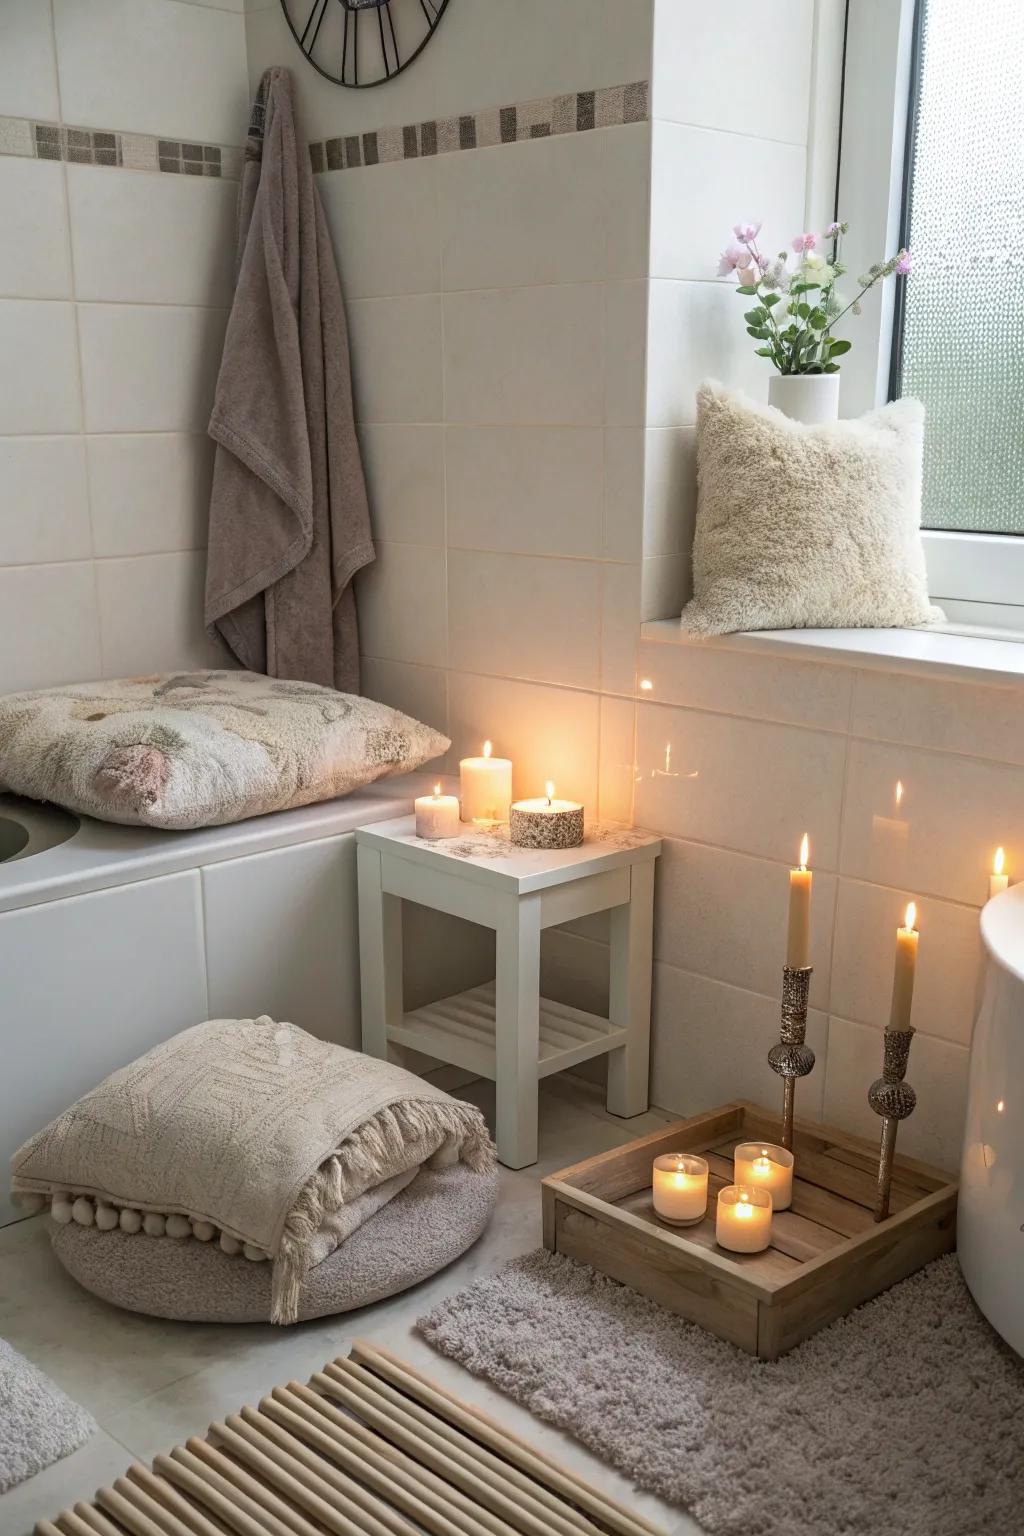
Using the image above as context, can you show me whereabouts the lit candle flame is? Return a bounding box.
[639,678,653,691]
[994,846,1005,877]
[895,779,904,807]
[433,783,442,798]
[736,1201,753,1220]
[799,833,809,869]
[482,740,492,759]
[904,901,917,932]
[545,781,555,805]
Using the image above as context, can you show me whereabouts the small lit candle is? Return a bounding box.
[459,741,513,824]
[652,1153,709,1226]
[415,783,460,840]
[786,833,812,969]
[989,847,1009,900]
[715,1184,772,1253]
[509,782,584,850]
[889,901,919,1031]
[734,1142,794,1211]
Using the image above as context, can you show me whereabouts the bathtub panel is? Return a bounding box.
[1,870,207,1226]
[201,834,361,1050]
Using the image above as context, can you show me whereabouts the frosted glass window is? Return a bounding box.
[894,0,1024,533]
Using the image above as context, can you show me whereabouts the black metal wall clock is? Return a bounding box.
[280,0,450,89]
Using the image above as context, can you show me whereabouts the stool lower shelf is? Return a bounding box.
[389,981,628,1082]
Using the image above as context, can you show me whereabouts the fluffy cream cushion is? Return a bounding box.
[0,670,449,829]
[680,382,944,636]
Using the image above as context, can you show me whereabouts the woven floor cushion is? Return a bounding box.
[49,1163,498,1324]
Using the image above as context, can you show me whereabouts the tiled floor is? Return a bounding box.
[0,1076,705,1536]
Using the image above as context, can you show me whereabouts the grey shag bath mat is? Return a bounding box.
[0,1337,96,1493]
[417,1250,1024,1536]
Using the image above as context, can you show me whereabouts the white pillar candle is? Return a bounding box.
[989,847,1009,900]
[715,1184,772,1253]
[459,741,513,823]
[889,901,919,1031]
[652,1153,709,1226]
[734,1142,794,1212]
[415,784,460,840]
[786,832,812,968]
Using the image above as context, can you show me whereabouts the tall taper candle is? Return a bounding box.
[889,901,919,1030]
[786,833,812,969]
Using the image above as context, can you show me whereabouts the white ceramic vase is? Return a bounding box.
[768,372,840,425]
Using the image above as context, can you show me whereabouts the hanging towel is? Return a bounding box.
[204,67,374,694]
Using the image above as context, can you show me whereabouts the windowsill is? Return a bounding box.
[640,619,1024,689]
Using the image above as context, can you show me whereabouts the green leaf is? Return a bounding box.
[808,308,828,329]
[790,280,821,294]
[827,337,852,356]
[762,291,781,306]
[796,302,811,319]
[754,346,774,358]
[743,308,767,325]
[824,362,840,372]
[746,326,770,339]
[735,284,758,296]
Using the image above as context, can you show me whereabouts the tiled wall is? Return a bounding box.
[0,0,249,691]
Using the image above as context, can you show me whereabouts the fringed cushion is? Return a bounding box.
[0,669,449,830]
[11,1017,496,1324]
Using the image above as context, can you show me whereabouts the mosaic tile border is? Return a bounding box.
[308,79,649,174]
[0,114,243,178]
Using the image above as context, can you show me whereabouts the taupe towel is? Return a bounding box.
[205,67,374,694]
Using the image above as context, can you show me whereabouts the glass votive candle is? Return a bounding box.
[733,1141,794,1211]
[715,1184,773,1253]
[651,1153,709,1226]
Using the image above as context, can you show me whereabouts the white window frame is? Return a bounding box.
[837,0,1024,634]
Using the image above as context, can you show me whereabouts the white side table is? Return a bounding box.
[355,817,661,1168]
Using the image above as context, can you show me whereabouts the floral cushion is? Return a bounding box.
[0,671,449,830]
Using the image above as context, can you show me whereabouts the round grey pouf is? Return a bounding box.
[50,1163,498,1324]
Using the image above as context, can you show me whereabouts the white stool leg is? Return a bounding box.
[357,844,403,1061]
[494,892,541,1169]
[606,859,653,1117]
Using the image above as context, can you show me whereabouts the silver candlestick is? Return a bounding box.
[768,965,815,1151]
[868,1026,917,1221]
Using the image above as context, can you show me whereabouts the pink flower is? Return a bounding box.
[825,221,843,239]
[732,221,762,243]
[716,243,747,275]
[736,264,758,287]
[895,249,911,275]
[792,232,818,253]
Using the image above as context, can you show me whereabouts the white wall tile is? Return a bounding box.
[355,540,446,668]
[823,1014,968,1172]
[642,427,695,558]
[651,963,828,1120]
[0,561,101,691]
[639,553,686,622]
[646,279,770,427]
[634,700,846,866]
[851,668,1024,770]
[603,427,644,561]
[77,304,227,433]
[319,159,441,300]
[358,425,444,546]
[0,301,80,434]
[87,434,213,557]
[53,0,248,144]
[439,131,608,292]
[347,294,443,424]
[0,0,60,121]
[604,279,646,426]
[95,550,230,676]
[598,693,636,823]
[840,737,1024,905]
[651,0,813,146]
[636,637,853,731]
[649,121,806,282]
[445,426,603,558]
[600,561,641,697]
[447,548,602,690]
[605,121,651,282]
[447,671,600,810]
[654,838,835,1007]
[444,284,604,425]
[0,437,90,566]
[359,657,449,745]
[67,166,236,307]
[831,879,982,1048]
[0,159,70,300]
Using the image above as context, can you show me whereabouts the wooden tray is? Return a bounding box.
[542,1100,957,1360]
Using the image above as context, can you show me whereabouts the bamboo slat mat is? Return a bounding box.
[36,1340,665,1536]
